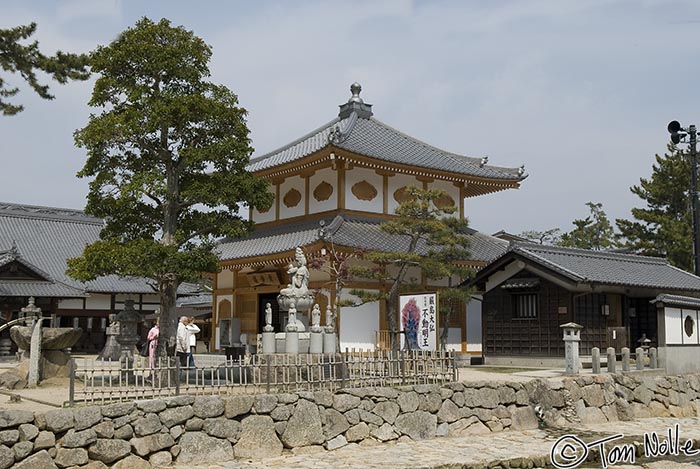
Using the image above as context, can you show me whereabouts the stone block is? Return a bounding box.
[33,430,55,450]
[130,432,175,457]
[159,405,194,428]
[0,429,18,445]
[371,422,399,442]
[323,408,349,440]
[253,394,277,414]
[397,391,420,413]
[333,394,361,413]
[437,399,460,424]
[73,406,102,431]
[313,390,333,407]
[233,415,283,460]
[224,395,254,418]
[326,434,347,450]
[55,447,89,468]
[270,404,291,421]
[164,395,194,407]
[12,440,33,460]
[136,399,167,414]
[149,450,173,468]
[176,432,233,465]
[111,454,150,469]
[114,424,134,440]
[133,414,162,437]
[88,438,132,464]
[12,450,56,469]
[394,411,437,440]
[61,428,97,448]
[203,418,241,441]
[372,401,400,424]
[280,399,324,448]
[185,417,204,431]
[45,408,75,432]
[510,406,538,431]
[101,402,134,418]
[418,392,443,413]
[192,396,225,419]
[94,421,114,439]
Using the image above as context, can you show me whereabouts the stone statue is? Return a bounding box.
[310,304,322,332]
[286,302,298,332]
[280,248,309,297]
[264,303,274,332]
[325,305,334,332]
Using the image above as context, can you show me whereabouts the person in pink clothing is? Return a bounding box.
[147,320,159,370]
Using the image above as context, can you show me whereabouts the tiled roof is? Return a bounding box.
[247,115,524,182]
[216,214,508,265]
[0,201,199,296]
[507,243,700,292]
[0,281,86,298]
[651,294,700,308]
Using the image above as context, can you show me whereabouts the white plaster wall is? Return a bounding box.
[387,174,419,214]
[251,184,276,224]
[58,299,83,309]
[85,294,111,310]
[339,290,379,351]
[218,269,234,290]
[466,296,482,352]
[279,176,306,219]
[309,167,337,214]
[345,167,383,213]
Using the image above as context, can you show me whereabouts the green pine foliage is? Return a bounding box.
[616,144,692,271]
[559,202,617,251]
[0,22,89,115]
[67,18,272,358]
[349,186,473,350]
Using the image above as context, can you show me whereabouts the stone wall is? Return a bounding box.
[1,373,699,468]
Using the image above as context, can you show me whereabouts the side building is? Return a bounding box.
[0,202,199,353]
[212,83,527,354]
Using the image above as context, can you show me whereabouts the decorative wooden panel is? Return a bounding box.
[434,193,456,210]
[393,186,411,204]
[313,181,334,202]
[351,181,378,201]
[283,188,301,208]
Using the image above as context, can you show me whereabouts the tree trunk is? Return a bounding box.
[156,275,178,387]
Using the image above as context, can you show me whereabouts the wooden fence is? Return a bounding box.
[69,350,456,406]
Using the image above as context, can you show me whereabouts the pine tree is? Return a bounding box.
[559,202,616,250]
[0,22,89,115]
[616,144,692,271]
[67,18,272,362]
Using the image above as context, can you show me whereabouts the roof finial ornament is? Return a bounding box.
[349,82,363,104]
[518,165,526,176]
[480,156,488,167]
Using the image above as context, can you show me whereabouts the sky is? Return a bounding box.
[2,0,700,236]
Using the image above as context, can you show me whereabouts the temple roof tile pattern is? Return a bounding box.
[0,202,199,296]
[216,214,509,265]
[504,243,700,291]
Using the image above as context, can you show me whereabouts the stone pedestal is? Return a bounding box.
[286,332,299,354]
[262,332,276,354]
[323,330,336,354]
[309,331,323,354]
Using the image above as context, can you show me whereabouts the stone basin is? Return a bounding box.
[10,326,83,350]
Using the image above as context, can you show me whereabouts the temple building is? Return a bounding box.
[0,202,199,353]
[213,84,527,354]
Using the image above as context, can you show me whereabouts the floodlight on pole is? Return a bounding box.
[667,120,700,276]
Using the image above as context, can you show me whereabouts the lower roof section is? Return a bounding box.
[216,214,509,269]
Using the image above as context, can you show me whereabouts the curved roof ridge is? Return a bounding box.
[516,243,669,265]
[511,245,586,281]
[247,117,341,165]
[0,201,103,225]
[366,117,523,177]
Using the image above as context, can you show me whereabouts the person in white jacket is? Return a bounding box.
[185,316,200,368]
[176,316,189,367]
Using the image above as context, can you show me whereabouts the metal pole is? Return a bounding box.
[690,125,700,276]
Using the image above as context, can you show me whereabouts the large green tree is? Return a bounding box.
[1,22,89,115]
[67,18,272,360]
[349,186,472,350]
[559,202,617,250]
[616,144,692,271]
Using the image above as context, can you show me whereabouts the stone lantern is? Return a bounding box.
[560,322,583,375]
[115,300,143,377]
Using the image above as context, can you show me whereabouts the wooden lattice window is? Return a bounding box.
[513,293,538,319]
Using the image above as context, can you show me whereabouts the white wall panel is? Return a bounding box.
[279,176,306,219]
[309,167,337,214]
[345,167,382,213]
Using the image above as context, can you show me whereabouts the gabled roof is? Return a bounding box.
[472,242,700,293]
[652,294,700,309]
[216,214,509,268]
[246,84,526,194]
[0,201,199,296]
